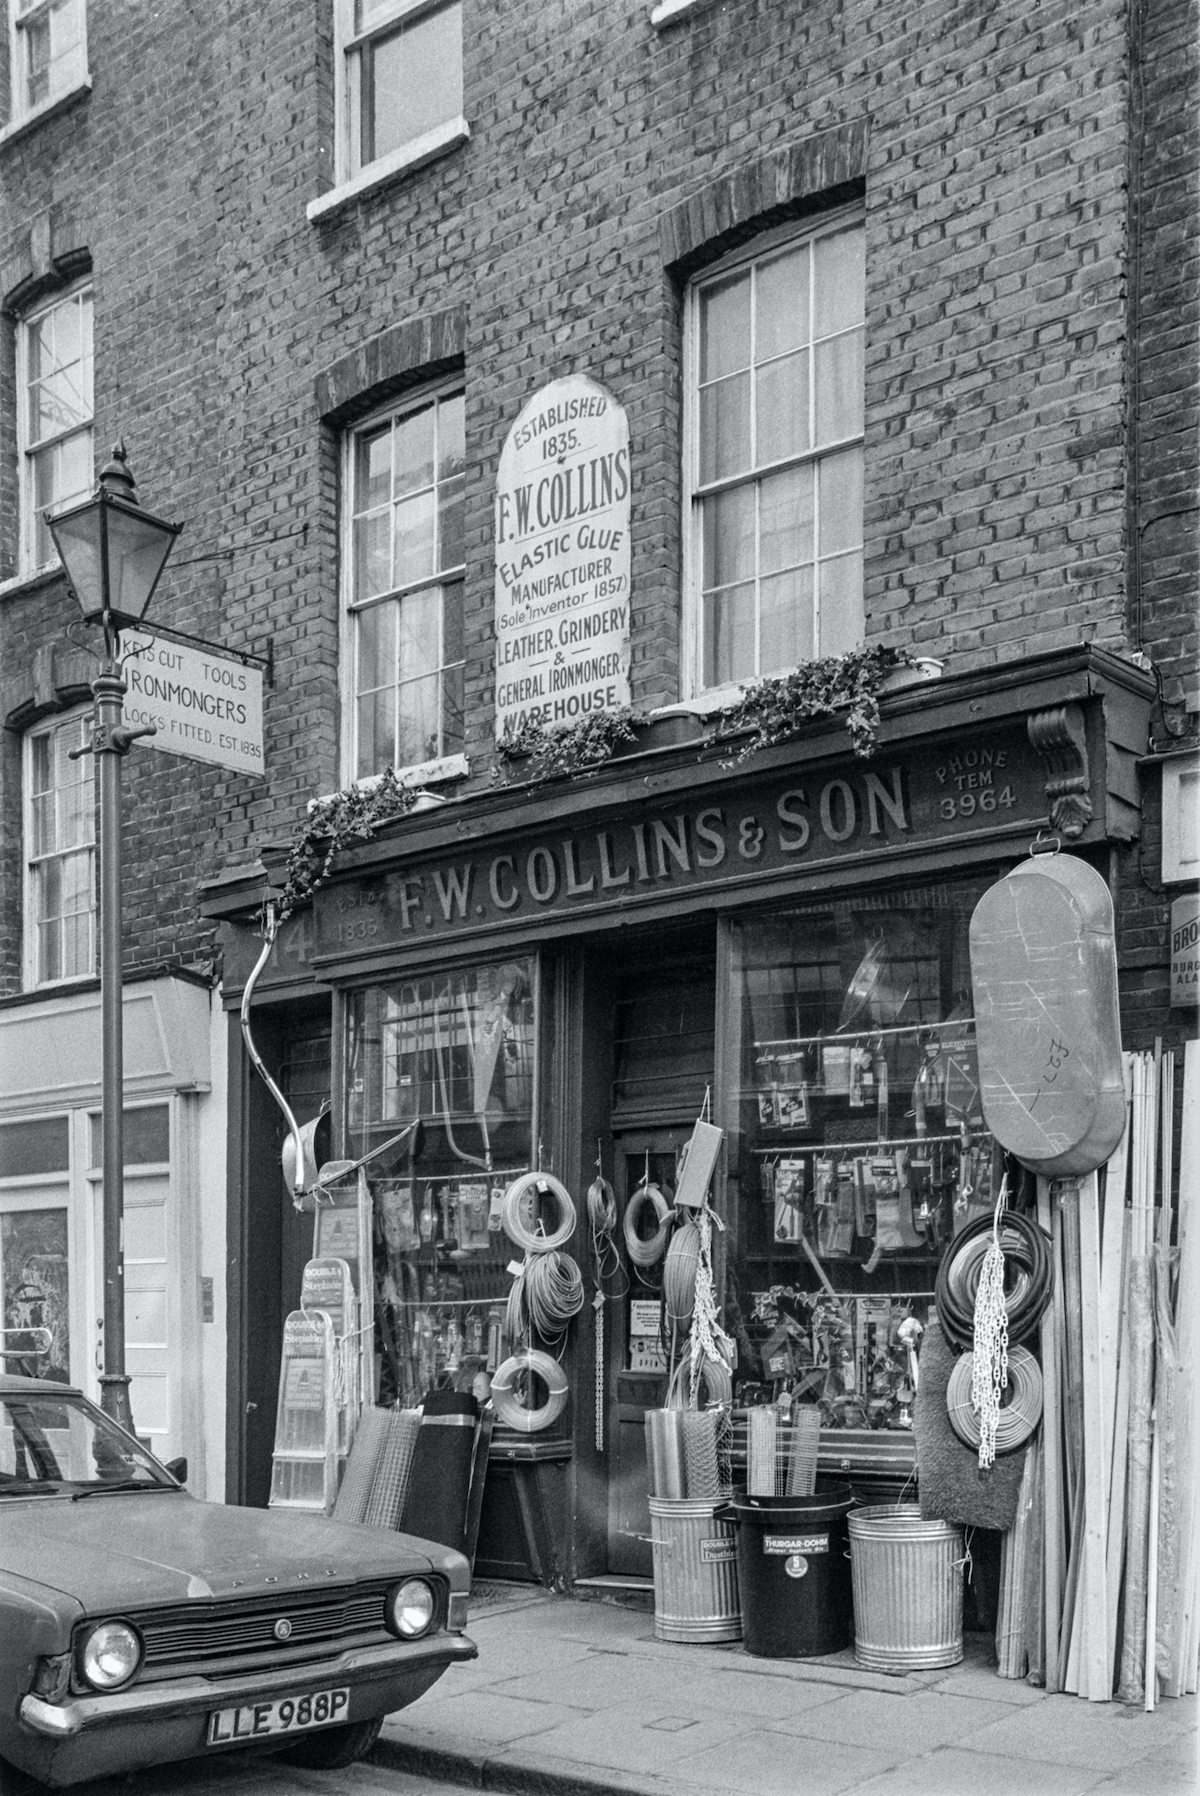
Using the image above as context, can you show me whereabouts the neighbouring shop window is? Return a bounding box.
[727,878,997,1429]
[18,282,93,573]
[345,959,536,1406]
[344,385,465,779]
[686,213,864,692]
[87,1104,170,1168]
[0,1116,68,1178]
[24,709,95,988]
[0,1208,70,1383]
[337,0,463,182]
[7,0,87,125]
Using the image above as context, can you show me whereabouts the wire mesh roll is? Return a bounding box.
[645,1407,687,1497]
[361,1407,421,1529]
[935,1211,1052,1349]
[682,1407,721,1498]
[946,1345,1043,1454]
[623,1183,672,1267]
[664,1220,700,1331]
[748,1405,778,1496]
[331,1404,390,1524]
[785,1404,820,1496]
[500,1172,576,1253]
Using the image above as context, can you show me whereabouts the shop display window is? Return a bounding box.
[727,879,998,1431]
[345,959,536,1407]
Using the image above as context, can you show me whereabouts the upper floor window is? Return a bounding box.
[8,0,86,122]
[24,710,95,988]
[685,214,865,695]
[344,385,465,780]
[19,284,93,576]
[338,0,462,183]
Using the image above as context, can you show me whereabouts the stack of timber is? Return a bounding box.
[1031,1043,1197,1704]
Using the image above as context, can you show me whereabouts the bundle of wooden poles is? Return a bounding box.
[995,1039,1198,1703]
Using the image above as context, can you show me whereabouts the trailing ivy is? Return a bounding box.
[494,706,646,785]
[272,767,420,922]
[716,644,915,762]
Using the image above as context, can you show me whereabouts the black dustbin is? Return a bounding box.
[726,1482,856,1657]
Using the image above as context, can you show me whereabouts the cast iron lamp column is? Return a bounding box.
[49,445,182,1430]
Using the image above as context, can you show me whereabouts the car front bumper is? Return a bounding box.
[13,1630,476,1788]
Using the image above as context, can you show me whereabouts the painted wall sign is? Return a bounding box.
[122,630,264,775]
[314,726,1049,962]
[1170,892,1200,1007]
[494,374,631,741]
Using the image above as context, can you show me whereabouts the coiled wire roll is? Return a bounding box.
[623,1182,672,1267]
[935,1211,1053,1350]
[506,1250,585,1345]
[946,1345,1043,1454]
[491,1349,570,1433]
[663,1220,700,1330]
[501,1172,576,1253]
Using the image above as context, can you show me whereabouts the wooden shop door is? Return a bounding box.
[606,1126,692,1578]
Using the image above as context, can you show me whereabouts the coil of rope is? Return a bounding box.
[490,1349,570,1433]
[663,1220,701,1331]
[935,1210,1053,1351]
[623,1181,672,1267]
[946,1344,1043,1454]
[501,1172,576,1253]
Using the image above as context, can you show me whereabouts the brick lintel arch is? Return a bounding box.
[314,303,467,427]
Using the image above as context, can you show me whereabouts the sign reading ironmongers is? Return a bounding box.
[494,374,631,741]
[122,630,264,775]
[314,727,1050,961]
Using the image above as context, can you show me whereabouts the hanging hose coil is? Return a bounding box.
[935,1211,1053,1351]
[663,1220,701,1330]
[946,1345,1043,1454]
[623,1182,672,1267]
[500,1172,576,1253]
[490,1349,570,1433]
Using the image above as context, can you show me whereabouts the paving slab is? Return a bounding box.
[669,1725,895,1796]
[768,1685,1019,1751]
[842,1745,1111,1796]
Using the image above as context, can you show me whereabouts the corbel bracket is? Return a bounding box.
[1027,702,1092,838]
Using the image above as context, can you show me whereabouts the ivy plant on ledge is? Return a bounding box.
[272,768,420,922]
[494,705,646,785]
[716,643,916,763]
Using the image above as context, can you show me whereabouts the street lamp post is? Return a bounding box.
[49,444,182,1430]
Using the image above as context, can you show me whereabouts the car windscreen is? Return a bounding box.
[0,1390,175,1494]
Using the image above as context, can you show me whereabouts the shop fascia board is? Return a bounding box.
[327,643,1152,881]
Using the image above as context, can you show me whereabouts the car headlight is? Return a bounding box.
[79,1620,142,1691]
[385,1578,436,1639]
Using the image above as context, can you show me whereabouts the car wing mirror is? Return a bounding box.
[164,1456,188,1484]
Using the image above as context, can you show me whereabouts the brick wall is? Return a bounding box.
[0,0,1192,998]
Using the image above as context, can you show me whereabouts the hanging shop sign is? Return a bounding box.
[1170,892,1200,1007]
[121,631,265,775]
[494,374,632,741]
[314,724,1052,961]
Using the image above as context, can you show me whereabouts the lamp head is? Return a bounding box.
[48,442,183,632]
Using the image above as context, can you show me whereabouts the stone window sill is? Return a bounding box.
[650,0,721,30]
[307,118,470,223]
[0,79,91,151]
[0,564,66,604]
[316,753,469,809]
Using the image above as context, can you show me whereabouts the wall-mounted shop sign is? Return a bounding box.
[1170,892,1200,1007]
[122,631,264,775]
[314,724,1050,962]
[494,374,631,741]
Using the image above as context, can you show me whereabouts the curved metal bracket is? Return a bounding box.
[1027,703,1092,839]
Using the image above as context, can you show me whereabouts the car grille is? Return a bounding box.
[134,1583,396,1668]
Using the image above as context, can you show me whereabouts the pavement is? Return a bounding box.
[373,1582,1199,1796]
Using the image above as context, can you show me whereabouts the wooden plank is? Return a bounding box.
[1146,1410,1160,1711]
[1105,1205,1131,1692]
[1078,1171,1110,1699]
[1164,1040,1198,1696]
[1039,1176,1065,1693]
[1117,1253,1156,1704]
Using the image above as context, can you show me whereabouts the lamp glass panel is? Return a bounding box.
[49,503,105,617]
[104,504,177,621]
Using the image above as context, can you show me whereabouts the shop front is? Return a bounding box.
[206,644,1153,1586]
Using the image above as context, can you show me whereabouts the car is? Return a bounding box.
[0,1372,476,1790]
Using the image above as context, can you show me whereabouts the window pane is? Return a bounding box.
[441,660,465,756]
[392,404,435,498]
[58,849,91,912]
[87,1105,169,1171]
[392,489,436,587]
[699,374,751,484]
[814,328,864,446]
[703,583,755,688]
[357,687,395,780]
[397,585,440,684]
[37,917,60,984]
[818,550,864,657]
[818,446,863,557]
[438,393,465,483]
[814,227,865,339]
[36,859,62,924]
[760,567,815,674]
[31,793,55,859]
[0,1116,69,1178]
[442,579,464,666]
[370,3,462,162]
[356,427,392,513]
[55,429,92,510]
[357,600,397,695]
[755,352,810,467]
[355,509,391,600]
[700,273,750,382]
[30,734,51,797]
[756,246,809,361]
[438,475,465,572]
[0,1209,70,1384]
[760,464,815,574]
[60,907,91,980]
[702,486,755,592]
[395,672,441,767]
